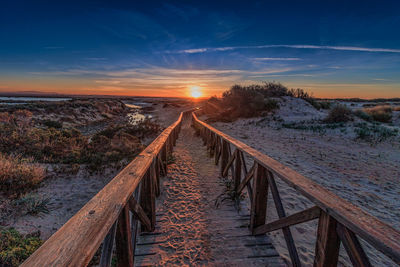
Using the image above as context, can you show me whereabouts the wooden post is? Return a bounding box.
[239,151,253,200]
[210,133,216,157]
[99,222,117,267]
[161,145,167,175]
[115,205,134,267]
[151,159,160,197]
[155,156,161,182]
[337,223,372,267]
[215,137,221,165]
[130,188,141,265]
[234,150,242,191]
[139,171,155,231]
[250,163,269,232]
[267,172,301,266]
[172,128,177,146]
[220,140,229,176]
[314,211,340,267]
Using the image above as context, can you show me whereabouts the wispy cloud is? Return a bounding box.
[170,44,400,54]
[44,46,64,50]
[85,57,107,61]
[27,66,296,94]
[251,57,301,61]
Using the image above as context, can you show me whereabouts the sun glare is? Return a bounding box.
[190,86,202,98]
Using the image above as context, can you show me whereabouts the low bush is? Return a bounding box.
[0,228,42,267]
[42,120,62,129]
[0,154,46,197]
[13,194,51,216]
[324,105,353,123]
[306,99,331,110]
[354,110,372,121]
[363,105,392,123]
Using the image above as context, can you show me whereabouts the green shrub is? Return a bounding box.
[264,98,279,112]
[13,194,51,216]
[306,98,331,110]
[354,110,372,121]
[0,228,42,267]
[0,154,45,197]
[354,123,398,143]
[324,105,353,123]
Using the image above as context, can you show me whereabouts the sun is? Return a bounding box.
[190,86,202,98]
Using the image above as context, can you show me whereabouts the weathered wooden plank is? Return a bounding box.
[115,205,134,267]
[267,172,301,266]
[337,223,372,267]
[140,171,155,231]
[223,149,237,177]
[314,211,340,267]
[253,206,321,235]
[236,162,255,195]
[99,222,117,267]
[192,113,400,264]
[128,197,152,232]
[250,164,269,232]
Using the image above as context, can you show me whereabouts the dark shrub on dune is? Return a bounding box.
[203,82,319,121]
[205,82,286,121]
[324,104,353,123]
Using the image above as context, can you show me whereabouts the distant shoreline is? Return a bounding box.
[0,91,399,102]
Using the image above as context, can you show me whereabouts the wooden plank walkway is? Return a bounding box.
[134,117,286,266]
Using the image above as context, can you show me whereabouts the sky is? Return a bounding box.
[0,0,400,98]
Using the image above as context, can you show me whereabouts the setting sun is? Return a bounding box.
[190,86,202,98]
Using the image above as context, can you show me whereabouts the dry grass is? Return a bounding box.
[0,109,158,172]
[363,105,392,123]
[0,154,46,198]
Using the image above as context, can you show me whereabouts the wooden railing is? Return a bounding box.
[21,111,193,267]
[192,112,400,266]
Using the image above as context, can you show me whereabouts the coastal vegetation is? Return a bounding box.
[203,82,329,122]
[0,99,165,266]
[0,228,42,266]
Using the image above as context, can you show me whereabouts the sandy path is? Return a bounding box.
[134,118,286,266]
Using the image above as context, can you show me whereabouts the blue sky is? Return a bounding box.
[0,0,400,98]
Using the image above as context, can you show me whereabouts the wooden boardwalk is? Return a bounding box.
[134,118,286,266]
[22,110,400,267]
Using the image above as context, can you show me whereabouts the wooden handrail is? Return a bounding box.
[192,112,400,265]
[22,111,188,267]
